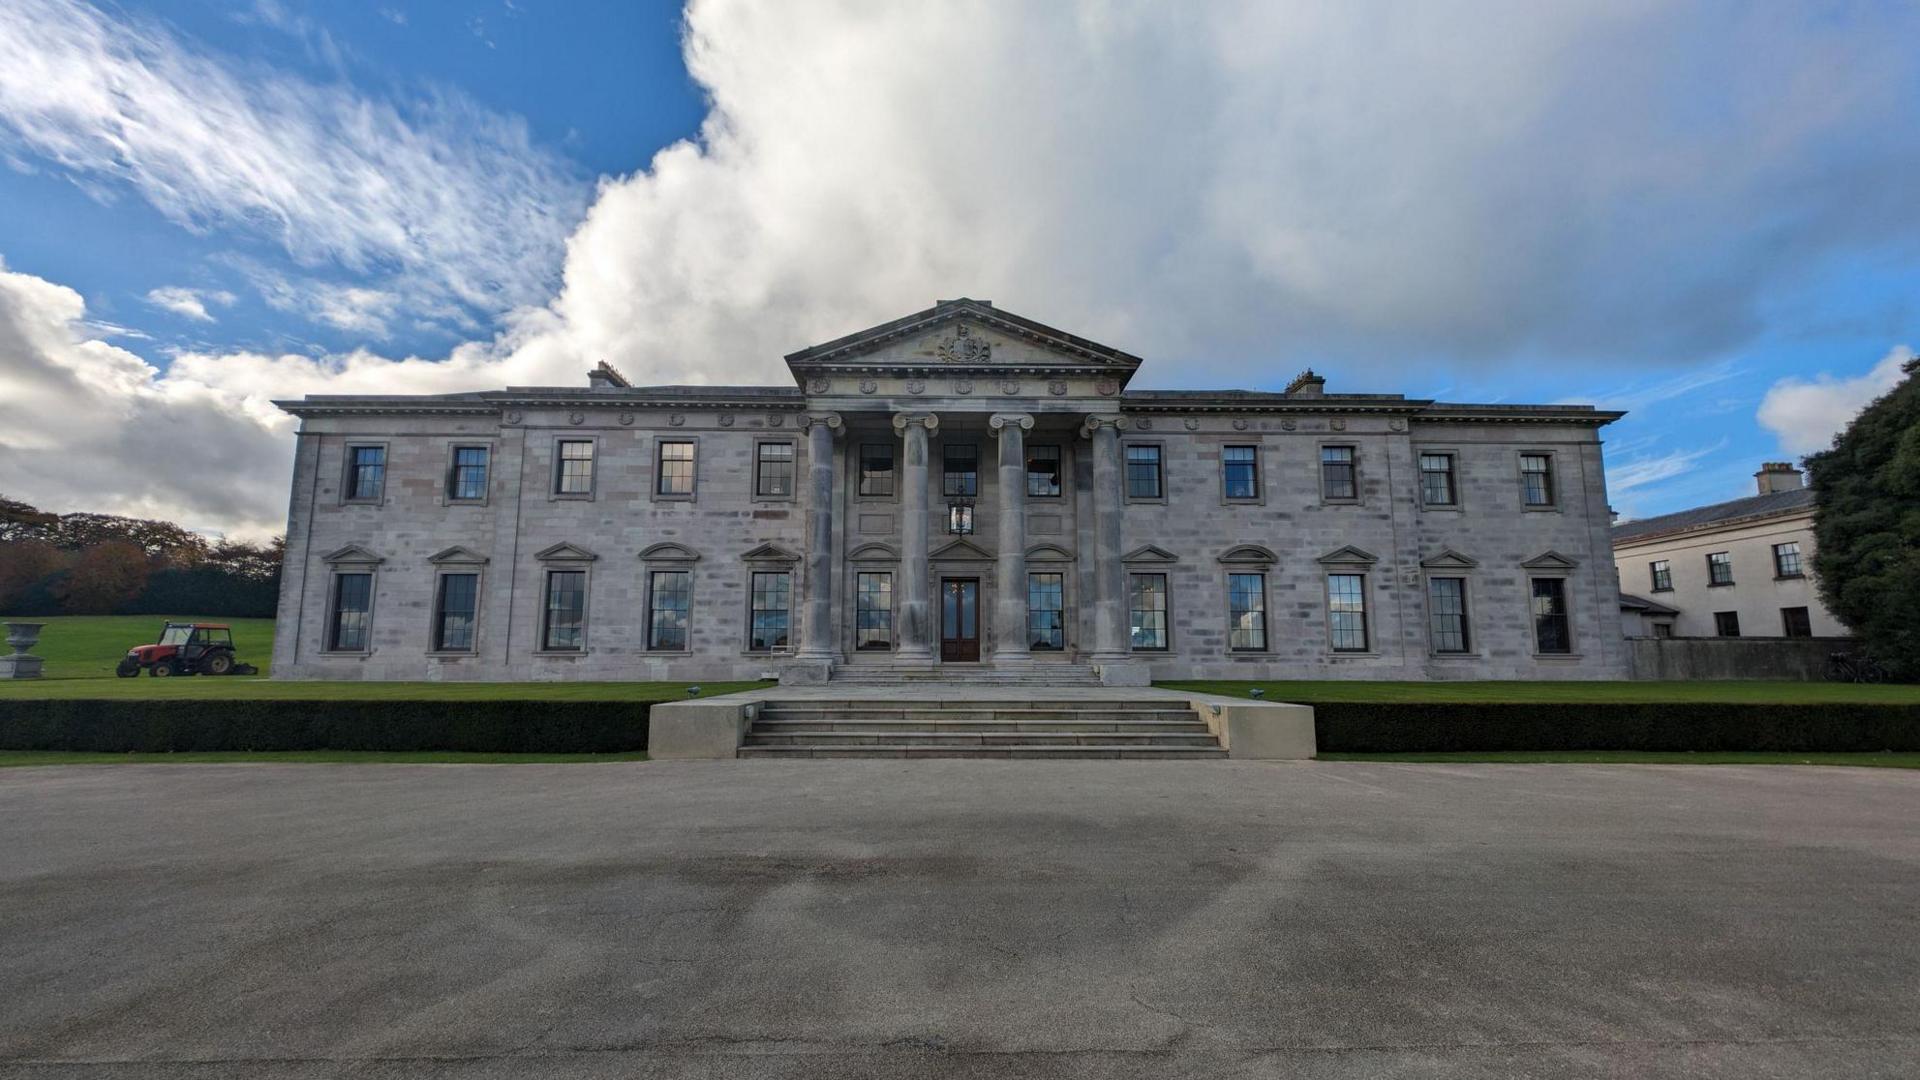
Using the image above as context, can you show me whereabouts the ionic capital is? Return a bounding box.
[802,412,844,435]
[891,412,940,435]
[1078,413,1127,439]
[987,413,1035,436]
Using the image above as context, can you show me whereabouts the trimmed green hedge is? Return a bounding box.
[0,699,649,753]
[1313,702,1920,753]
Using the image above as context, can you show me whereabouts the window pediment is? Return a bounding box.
[639,542,700,563]
[741,542,801,563]
[847,542,900,562]
[1122,544,1179,564]
[1521,550,1579,571]
[427,545,488,566]
[1419,549,1478,570]
[929,537,994,561]
[1218,544,1277,566]
[1025,543,1075,563]
[534,542,598,563]
[1316,545,1378,567]
[322,544,384,566]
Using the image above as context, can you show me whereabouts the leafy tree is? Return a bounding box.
[0,539,66,611]
[57,541,152,614]
[1806,355,1920,675]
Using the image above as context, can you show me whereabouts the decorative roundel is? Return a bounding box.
[806,377,830,394]
[568,412,586,426]
[1136,417,1153,431]
[1048,380,1069,397]
[619,412,634,426]
[954,379,974,395]
[1389,418,1407,432]
[718,413,735,427]
[1330,418,1347,431]
[1232,418,1249,431]
[669,413,686,427]
[504,410,523,425]
[1184,417,1199,431]
[768,414,785,427]
[859,379,878,395]
[1095,378,1119,396]
[1281,418,1297,431]
[905,378,926,395]
[998,379,1020,396]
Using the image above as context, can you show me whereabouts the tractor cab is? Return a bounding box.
[118,622,252,677]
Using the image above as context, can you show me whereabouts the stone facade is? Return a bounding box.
[272,300,1631,682]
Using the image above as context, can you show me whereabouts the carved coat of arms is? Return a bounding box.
[936,324,992,364]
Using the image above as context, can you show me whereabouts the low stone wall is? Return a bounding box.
[1628,637,1852,681]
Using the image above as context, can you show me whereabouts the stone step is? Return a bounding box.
[736,745,1229,760]
[755,708,1202,724]
[744,731,1221,747]
[753,700,1195,714]
[753,718,1211,734]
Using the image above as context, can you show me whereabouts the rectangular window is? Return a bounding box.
[433,573,478,652]
[1781,606,1812,637]
[1125,445,1163,499]
[1531,578,1571,653]
[1026,444,1062,497]
[1321,446,1357,501]
[755,442,795,497]
[1714,610,1741,637]
[942,443,978,497]
[855,572,892,650]
[1650,560,1672,592]
[656,440,695,496]
[1427,577,1470,654]
[859,444,894,496]
[542,570,587,651]
[1227,572,1268,651]
[1652,622,1674,639]
[749,571,791,651]
[448,446,488,501]
[327,572,372,651]
[1707,551,1734,586]
[555,440,595,495]
[1520,453,1555,506]
[1328,573,1369,652]
[347,446,385,501]
[1773,542,1803,578]
[1028,572,1064,650]
[1128,573,1168,650]
[1223,446,1259,500]
[1419,453,1456,506]
[647,570,691,650]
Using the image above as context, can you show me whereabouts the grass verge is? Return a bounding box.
[0,679,773,701]
[2,615,276,679]
[1319,751,1920,768]
[0,750,650,766]
[1159,679,1920,704]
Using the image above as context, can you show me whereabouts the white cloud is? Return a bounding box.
[144,286,235,323]
[0,0,582,332]
[1757,345,1914,456]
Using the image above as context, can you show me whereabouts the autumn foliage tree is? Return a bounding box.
[58,541,152,614]
[1805,355,1920,675]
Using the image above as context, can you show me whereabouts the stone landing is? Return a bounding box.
[648,684,1316,761]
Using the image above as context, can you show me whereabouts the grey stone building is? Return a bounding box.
[271,299,1631,683]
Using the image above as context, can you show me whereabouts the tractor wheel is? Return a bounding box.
[150,659,178,677]
[116,659,140,678]
[205,652,235,676]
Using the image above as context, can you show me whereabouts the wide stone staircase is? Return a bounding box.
[825,663,1104,688]
[737,696,1226,759]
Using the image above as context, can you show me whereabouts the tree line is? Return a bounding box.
[0,496,283,617]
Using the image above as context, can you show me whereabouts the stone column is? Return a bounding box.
[795,413,843,667]
[989,413,1035,665]
[1080,414,1134,669]
[893,412,939,664]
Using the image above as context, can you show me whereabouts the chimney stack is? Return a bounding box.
[1755,461,1804,495]
[1285,369,1326,398]
[587,360,630,389]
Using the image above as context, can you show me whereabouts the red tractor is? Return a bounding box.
[116,622,259,677]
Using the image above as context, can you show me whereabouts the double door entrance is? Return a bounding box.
[939,577,979,662]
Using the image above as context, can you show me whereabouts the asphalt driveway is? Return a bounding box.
[2,761,1917,1078]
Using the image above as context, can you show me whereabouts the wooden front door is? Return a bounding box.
[940,577,980,662]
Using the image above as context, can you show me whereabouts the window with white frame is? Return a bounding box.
[1419,453,1456,506]
[656,440,695,496]
[1520,453,1555,507]
[433,573,478,652]
[856,572,892,650]
[749,571,791,651]
[647,570,692,650]
[1327,573,1369,652]
[755,442,795,497]
[1427,577,1469,654]
[1227,572,1267,651]
[1531,578,1571,653]
[555,440,595,495]
[448,446,488,501]
[1321,446,1357,501]
[1028,572,1065,650]
[346,446,385,501]
[328,572,373,651]
[542,570,587,651]
[1129,573,1169,650]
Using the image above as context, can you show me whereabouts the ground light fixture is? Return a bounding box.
[1249,688,1265,699]
[687,685,702,698]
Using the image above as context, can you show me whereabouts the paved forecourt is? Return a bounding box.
[2,761,1917,1079]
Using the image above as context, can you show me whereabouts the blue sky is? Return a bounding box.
[1,0,1917,536]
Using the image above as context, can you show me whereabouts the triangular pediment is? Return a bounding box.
[638,542,700,562]
[428,545,488,565]
[1419,548,1478,570]
[1122,544,1179,564]
[1521,550,1579,571]
[534,542,598,562]
[1317,545,1379,567]
[929,537,994,561]
[322,544,383,565]
[784,299,1143,376]
[741,542,801,562]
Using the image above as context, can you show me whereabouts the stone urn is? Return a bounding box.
[1,622,45,679]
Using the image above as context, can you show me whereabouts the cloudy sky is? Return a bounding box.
[1,0,1917,539]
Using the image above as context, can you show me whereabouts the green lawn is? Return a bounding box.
[0,750,650,766]
[3,614,275,679]
[1320,751,1920,768]
[1159,679,1920,704]
[0,678,771,700]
